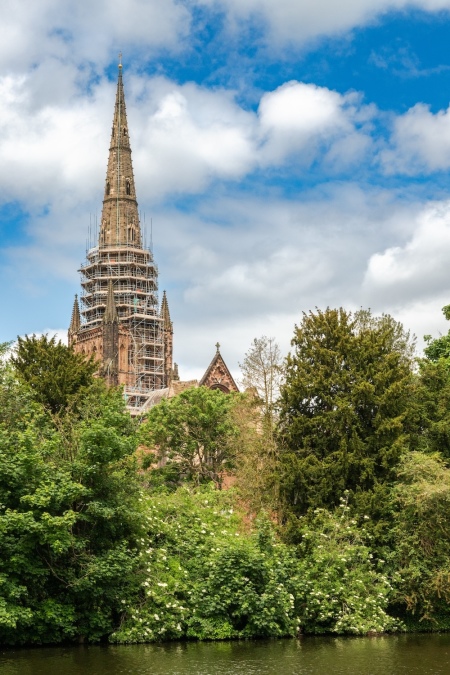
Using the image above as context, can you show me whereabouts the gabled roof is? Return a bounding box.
[199,344,239,393]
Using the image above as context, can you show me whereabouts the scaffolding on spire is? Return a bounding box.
[69,60,171,414]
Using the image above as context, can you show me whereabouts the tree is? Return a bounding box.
[139,387,242,487]
[239,336,284,431]
[277,307,415,525]
[0,357,142,645]
[412,359,450,461]
[11,334,97,415]
[390,452,450,628]
[234,337,284,511]
[423,304,450,363]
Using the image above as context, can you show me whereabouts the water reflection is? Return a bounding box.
[1,634,450,675]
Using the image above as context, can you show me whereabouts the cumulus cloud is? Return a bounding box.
[363,201,450,307]
[0,0,189,75]
[257,82,372,165]
[380,103,450,174]
[198,0,450,46]
[143,186,425,375]
[0,71,371,215]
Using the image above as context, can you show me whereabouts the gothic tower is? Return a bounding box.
[68,60,173,411]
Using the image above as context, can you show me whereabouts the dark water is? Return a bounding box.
[1,634,450,675]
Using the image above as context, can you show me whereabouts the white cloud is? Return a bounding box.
[363,201,450,308]
[0,0,189,75]
[381,103,450,174]
[257,82,371,165]
[198,0,450,46]
[147,186,424,375]
[0,71,371,214]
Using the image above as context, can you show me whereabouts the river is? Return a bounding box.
[1,634,450,674]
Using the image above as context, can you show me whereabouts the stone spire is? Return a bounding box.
[160,290,171,327]
[161,290,173,385]
[102,279,119,386]
[103,279,119,324]
[99,59,141,249]
[68,294,81,346]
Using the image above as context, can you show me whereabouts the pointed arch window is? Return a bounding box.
[106,181,110,195]
[128,227,135,242]
[123,127,127,136]
[126,180,131,195]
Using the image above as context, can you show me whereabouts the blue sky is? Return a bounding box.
[2,1,450,378]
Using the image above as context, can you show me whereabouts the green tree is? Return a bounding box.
[234,338,284,513]
[411,359,450,461]
[423,304,450,363]
[278,308,415,526]
[390,451,450,629]
[11,334,97,415]
[139,387,241,487]
[0,354,142,645]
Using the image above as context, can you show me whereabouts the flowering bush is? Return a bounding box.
[110,487,300,642]
[293,498,400,635]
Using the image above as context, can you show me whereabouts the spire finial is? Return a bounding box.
[215,342,220,353]
[118,52,123,70]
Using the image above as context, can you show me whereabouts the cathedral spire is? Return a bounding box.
[99,59,141,249]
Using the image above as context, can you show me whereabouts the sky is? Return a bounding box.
[3,1,450,379]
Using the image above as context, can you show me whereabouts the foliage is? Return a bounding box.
[232,394,281,513]
[11,334,97,415]
[277,308,415,528]
[410,359,450,460]
[235,337,284,512]
[239,335,284,434]
[0,356,142,645]
[110,485,300,643]
[294,498,399,635]
[423,304,450,363]
[139,387,242,487]
[390,452,450,628]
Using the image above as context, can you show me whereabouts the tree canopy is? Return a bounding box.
[11,334,98,415]
[277,308,415,523]
[139,387,242,487]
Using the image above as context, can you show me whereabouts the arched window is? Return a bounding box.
[106,181,110,195]
[123,127,127,136]
[126,180,131,195]
[128,227,135,242]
